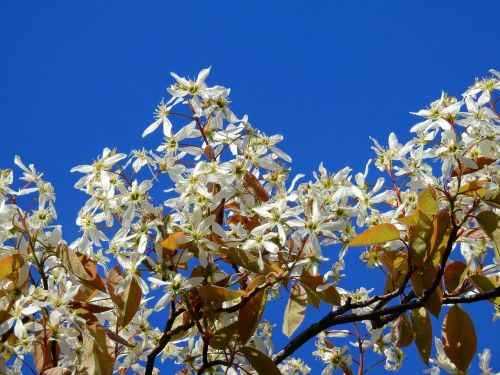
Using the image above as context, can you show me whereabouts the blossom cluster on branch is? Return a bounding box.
[0,67,499,375]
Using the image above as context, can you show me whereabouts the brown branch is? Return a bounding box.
[273,286,499,365]
[196,359,228,375]
[144,305,188,375]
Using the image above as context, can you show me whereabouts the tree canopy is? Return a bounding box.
[0,68,499,375]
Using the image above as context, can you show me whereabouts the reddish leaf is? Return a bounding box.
[391,313,413,347]
[443,261,467,293]
[107,267,142,328]
[68,301,114,314]
[442,306,477,372]
[238,276,267,344]
[243,172,269,202]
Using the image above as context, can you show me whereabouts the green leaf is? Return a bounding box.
[348,223,400,247]
[283,284,307,337]
[417,189,438,215]
[0,254,24,281]
[240,347,281,375]
[470,274,500,305]
[442,306,477,372]
[198,285,245,304]
[391,313,413,347]
[411,307,432,365]
[476,211,500,259]
[409,210,433,259]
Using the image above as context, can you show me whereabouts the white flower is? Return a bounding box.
[148,274,204,311]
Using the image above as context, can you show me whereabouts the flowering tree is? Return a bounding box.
[0,67,499,375]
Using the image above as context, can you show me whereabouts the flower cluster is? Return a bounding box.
[0,68,498,374]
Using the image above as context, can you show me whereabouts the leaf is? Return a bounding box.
[299,274,340,306]
[81,323,114,375]
[411,265,442,317]
[409,209,434,262]
[209,322,238,350]
[56,244,106,292]
[100,325,135,348]
[107,267,142,328]
[443,261,467,293]
[476,211,500,259]
[240,347,281,375]
[411,307,432,365]
[442,306,477,372]
[243,172,269,202]
[452,156,496,177]
[159,232,189,251]
[55,244,93,281]
[417,189,438,215]
[67,301,114,314]
[42,369,72,375]
[225,247,281,275]
[428,208,451,266]
[34,330,59,373]
[238,276,267,344]
[348,223,400,246]
[470,274,500,305]
[0,254,24,281]
[283,284,307,337]
[198,285,245,304]
[391,313,413,347]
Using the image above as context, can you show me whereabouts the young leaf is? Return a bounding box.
[159,232,189,251]
[209,322,238,350]
[81,323,114,375]
[107,266,142,328]
[299,274,340,306]
[476,211,500,259]
[347,223,400,246]
[240,347,281,375]
[238,276,267,344]
[283,284,307,337]
[55,244,93,281]
[198,285,245,304]
[225,247,281,275]
[243,172,269,202]
[443,261,467,293]
[411,307,432,365]
[470,274,500,305]
[0,254,24,281]
[417,189,438,215]
[391,313,413,347]
[442,306,477,372]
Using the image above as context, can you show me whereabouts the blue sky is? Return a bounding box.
[1,1,498,373]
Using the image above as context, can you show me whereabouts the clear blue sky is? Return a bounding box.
[1,1,498,373]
